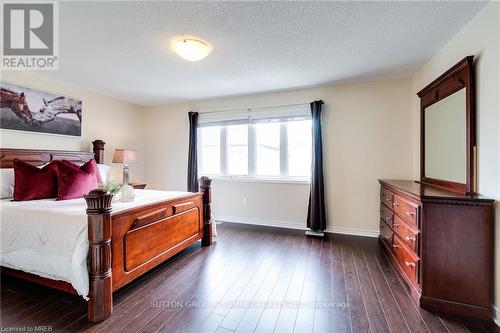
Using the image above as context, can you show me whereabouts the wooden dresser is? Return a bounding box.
[378,179,494,320]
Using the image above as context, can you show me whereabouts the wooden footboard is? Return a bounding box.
[123,206,200,272]
[110,192,205,290]
[84,178,213,322]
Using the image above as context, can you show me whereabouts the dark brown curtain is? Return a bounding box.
[187,111,199,192]
[307,100,326,231]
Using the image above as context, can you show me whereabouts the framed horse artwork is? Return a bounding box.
[0,82,82,137]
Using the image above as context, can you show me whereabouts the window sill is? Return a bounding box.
[207,176,310,185]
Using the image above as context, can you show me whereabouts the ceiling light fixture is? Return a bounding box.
[173,38,212,61]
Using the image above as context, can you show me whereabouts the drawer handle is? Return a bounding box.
[385,198,391,202]
[405,236,415,242]
[385,216,391,221]
[405,261,416,267]
[393,202,399,207]
[392,244,398,248]
[393,223,399,228]
[406,211,415,217]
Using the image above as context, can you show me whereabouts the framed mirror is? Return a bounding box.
[417,56,475,194]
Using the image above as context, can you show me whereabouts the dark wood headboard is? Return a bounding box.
[0,140,105,168]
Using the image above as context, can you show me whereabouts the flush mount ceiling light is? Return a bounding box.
[173,38,212,61]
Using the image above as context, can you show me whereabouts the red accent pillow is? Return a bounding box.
[57,159,101,200]
[13,159,58,201]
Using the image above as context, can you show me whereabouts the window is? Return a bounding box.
[255,122,281,176]
[198,107,312,181]
[199,126,221,175]
[227,124,248,175]
[287,120,312,177]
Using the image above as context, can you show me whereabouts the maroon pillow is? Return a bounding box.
[56,159,101,200]
[13,159,58,201]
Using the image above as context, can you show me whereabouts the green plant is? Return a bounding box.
[100,181,121,195]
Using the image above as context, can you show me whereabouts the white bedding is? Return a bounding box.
[0,189,192,299]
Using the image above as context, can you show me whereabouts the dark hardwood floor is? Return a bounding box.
[1,223,498,333]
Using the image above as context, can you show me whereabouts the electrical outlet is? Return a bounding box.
[242,197,248,205]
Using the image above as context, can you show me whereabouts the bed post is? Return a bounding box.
[200,176,213,246]
[84,188,113,322]
[92,140,105,164]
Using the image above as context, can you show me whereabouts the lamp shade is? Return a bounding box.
[112,149,137,164]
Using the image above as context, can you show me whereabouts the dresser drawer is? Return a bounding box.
[380,204,393,225]
[393,235,419,285]
[393,215,419,255]
[380,187,394,208]
[379,220,393,248]
[393,194,418,228]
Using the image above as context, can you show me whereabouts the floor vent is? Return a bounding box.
[305,230,324,237]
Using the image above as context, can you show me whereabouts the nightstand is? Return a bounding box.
[130,183,147,189]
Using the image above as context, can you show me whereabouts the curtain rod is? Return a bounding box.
[198,102,310,115]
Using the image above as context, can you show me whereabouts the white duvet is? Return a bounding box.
[0,189,192,299]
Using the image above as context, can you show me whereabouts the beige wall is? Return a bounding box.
[0,71,145,182]
[411,1,500,314]
[143,78,414,234]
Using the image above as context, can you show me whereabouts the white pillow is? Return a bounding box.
[97,164,110,184]
[1,168,14,199]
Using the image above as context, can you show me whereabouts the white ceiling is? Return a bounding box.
[42,1,486,105]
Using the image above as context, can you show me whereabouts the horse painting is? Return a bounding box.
[0,82,82,137]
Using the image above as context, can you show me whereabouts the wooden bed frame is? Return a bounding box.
[0,140,213,322]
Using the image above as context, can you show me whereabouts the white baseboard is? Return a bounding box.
[216,216,305,231]
[215,215,379,238]
[325,225,379,238]
[493,305,500,327]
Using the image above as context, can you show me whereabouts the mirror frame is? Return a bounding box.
[417,56,475,194]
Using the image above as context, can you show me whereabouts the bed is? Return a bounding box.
[0,140,213,322]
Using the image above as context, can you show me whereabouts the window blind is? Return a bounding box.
[198,103,310,127]
[198,109,249,127]
[250,104,311,123]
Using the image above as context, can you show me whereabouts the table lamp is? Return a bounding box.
[112,149,137,201]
